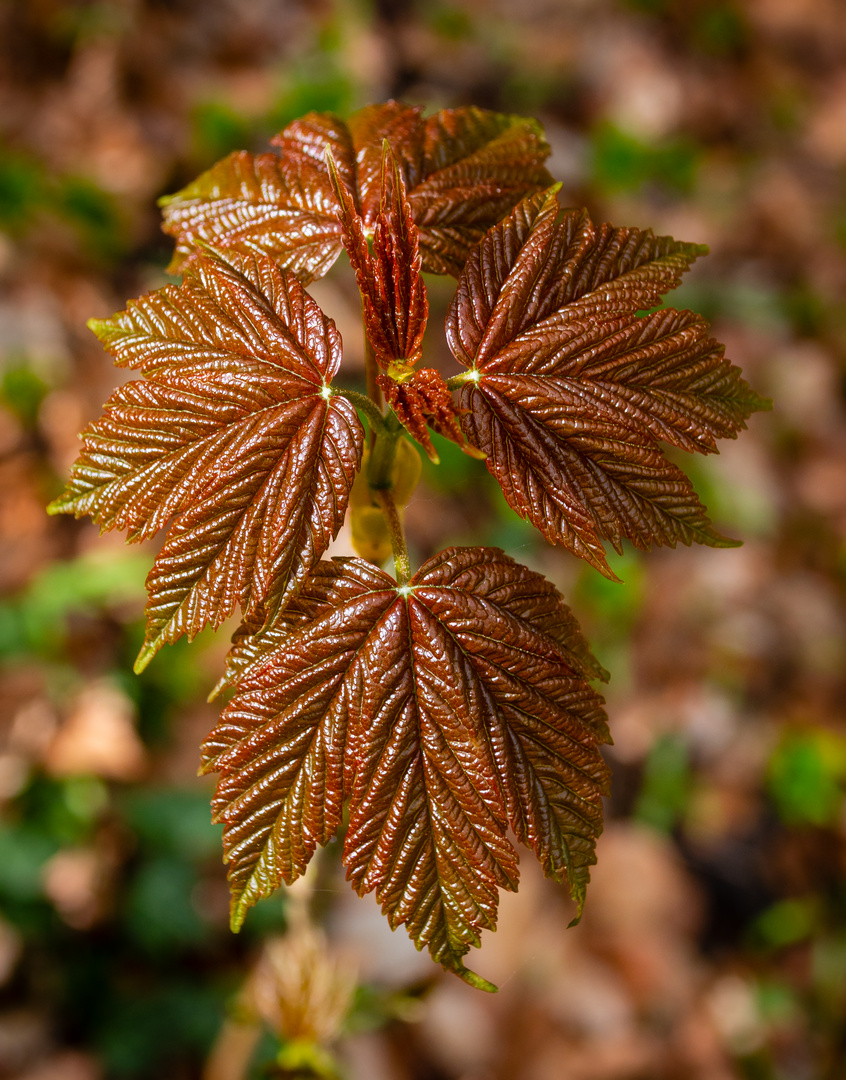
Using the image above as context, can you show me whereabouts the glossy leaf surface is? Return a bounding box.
[159,114,355,278]
[330,145,428,371]
[48,248,363,669]
[203,548,609,986]
[447,189,768,577]
[161,103,552,280]
[347,102,555,275]
[379,367,477,463]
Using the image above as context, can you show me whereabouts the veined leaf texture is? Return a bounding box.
[161,101,553,279]
[202,550,609,988]
[50,101,769,987]
[48,248,363,670]
[447,188,769,578]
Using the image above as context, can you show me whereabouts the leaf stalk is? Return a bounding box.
[334,388,388,436]
[373,487,411,586]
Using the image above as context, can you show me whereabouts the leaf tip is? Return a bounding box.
[463,443,488,461]
[455,965,499,993]
[206,679,226,703]
[594,660,612,684]
[86,317,110,340]
[133,642,157,675]
[46,495,70,517]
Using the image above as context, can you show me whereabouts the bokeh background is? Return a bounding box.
[1,0,845,1077]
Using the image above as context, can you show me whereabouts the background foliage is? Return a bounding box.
[0,0,844,1078]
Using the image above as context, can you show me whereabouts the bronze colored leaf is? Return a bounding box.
[162,103,552,280]
[202,560,393,924]
[348,102,555,275]
[329,145,428,370]
[447,189,769,576]
[205,548,609,987]
[379,367,477,463]
[48,248,363,670]
[160,113,356,277]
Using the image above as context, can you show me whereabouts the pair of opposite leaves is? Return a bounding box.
[50,102,767,988]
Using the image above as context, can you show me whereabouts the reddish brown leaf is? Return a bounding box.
[162,103,552,280]
[378,368,478,463]
[446,190,768,576]
[48,248,364,670]
[348,102,555,275]
[202,560,393,923]
[329,148,480,460]
[329,145,428,370]
[160,113,356,278]
[205,547,609,986]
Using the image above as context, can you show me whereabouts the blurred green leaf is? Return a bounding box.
[634,733,692,832]
[97,981,223,1077]
[424,1,474,41]
[191,100,255,163]
[751,898,818,950]
[56,175,126,261]
[0,147,47,232]
[265,42,355,135]
[812,934,846,1011]
[121,786,222,862]
[0,548,148,660]
[590,122,700,196]
[124,855,209,951]
[767,729,846,827]
[692,4,748,57]
[1,362,49,427]
[573,546,644,627]
[16,774,107,846]
[0,823,57,902]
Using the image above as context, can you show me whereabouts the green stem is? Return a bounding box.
[373,488,411,586]
[446,370,478,391]
[366,427,400,490]
[333,388,388,436]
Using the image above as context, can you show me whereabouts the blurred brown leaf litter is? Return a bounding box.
[1,0,845,1077]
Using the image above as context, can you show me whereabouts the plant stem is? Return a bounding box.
[373,488,410,586]
[365,411,403,490]
[446,370,478,391]
[364,337,383,413]
[334,388,388,436]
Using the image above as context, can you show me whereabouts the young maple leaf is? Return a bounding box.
[48,248,363,670]
[159,113,356,277]
[161,102,553,280]
[329,145,482,463]
[202,547,609,990]
[379,367,476,464]
[329,144,429,372]
[446,188,771,579]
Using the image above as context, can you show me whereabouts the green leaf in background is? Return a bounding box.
[590,122,700,196]
[121,786,222,863]
[767,728,846,827]
[634,733,692,832]
[0,548,149,660]
[1,362,50,427]
[0,147,47,232]
[751,897,818,951]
